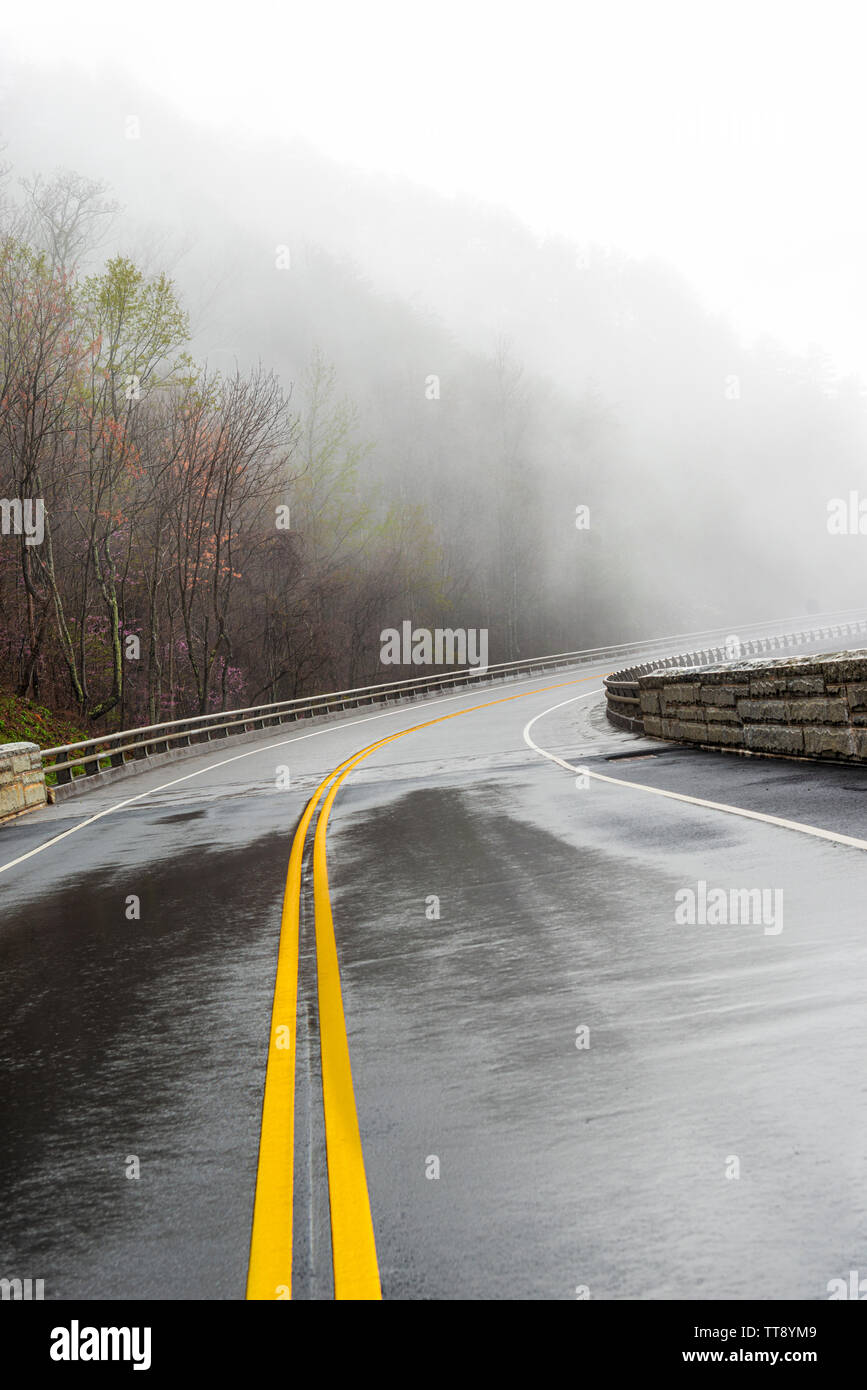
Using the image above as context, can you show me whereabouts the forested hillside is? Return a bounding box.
[1,62,864,734]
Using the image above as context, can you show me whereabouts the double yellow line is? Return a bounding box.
[245,675,595,1301]
[245,738,384,1301]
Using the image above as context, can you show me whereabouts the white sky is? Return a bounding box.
[3,0,867,374]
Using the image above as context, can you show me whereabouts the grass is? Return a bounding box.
[0,689,88,751]
[0,690,110,786]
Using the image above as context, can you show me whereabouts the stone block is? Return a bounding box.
[0,741,45,818]
[787,677,825,696]
[699,684,742,705]
[710,725,745,746]
[788,698,848,724]
[737,699,787,722]
[743,725,804,755]
[679,721,708,742]
[847,682,867,711]
[663,683,700,704]
[668,703,703,720]
[803,726,857,758]
[0,785,23,815]
[749,678,789,697]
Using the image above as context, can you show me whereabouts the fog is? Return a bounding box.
[1,4,865,725]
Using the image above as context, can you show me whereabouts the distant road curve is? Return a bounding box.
[523,692,867,852]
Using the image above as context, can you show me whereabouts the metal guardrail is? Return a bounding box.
[603,612,867,733]
[38,606,867,786]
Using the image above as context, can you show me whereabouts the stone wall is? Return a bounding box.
[638,651,867,761]
[0,742,48,817]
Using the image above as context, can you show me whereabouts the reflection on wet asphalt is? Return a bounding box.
[3,658,867,1300]
[329,780,867,1299]
[0,827,287,1299]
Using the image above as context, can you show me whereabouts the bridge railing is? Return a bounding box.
[40,607,867,787]
[603,611,867,733]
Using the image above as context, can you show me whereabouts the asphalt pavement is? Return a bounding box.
[2,648,866,1299]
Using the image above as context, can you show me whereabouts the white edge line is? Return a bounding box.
[522,692,867,853]
[0,669,599,879]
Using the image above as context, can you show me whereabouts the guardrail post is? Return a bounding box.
[53,749,72,785]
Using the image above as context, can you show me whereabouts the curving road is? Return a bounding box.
[1,640,866,1300]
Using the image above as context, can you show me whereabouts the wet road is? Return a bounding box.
[2,648,867,1299]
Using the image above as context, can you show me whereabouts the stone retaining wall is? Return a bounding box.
[639,651,867,761]
[0,742,48,817]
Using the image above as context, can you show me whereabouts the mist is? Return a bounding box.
[0,6,864,727]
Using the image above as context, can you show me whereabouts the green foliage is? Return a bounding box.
[0,690,87,750]
[78,256,192,399]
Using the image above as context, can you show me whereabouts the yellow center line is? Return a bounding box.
[245,748,363,1300]
[313,758,384,1300]
[246,673,601,1300]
